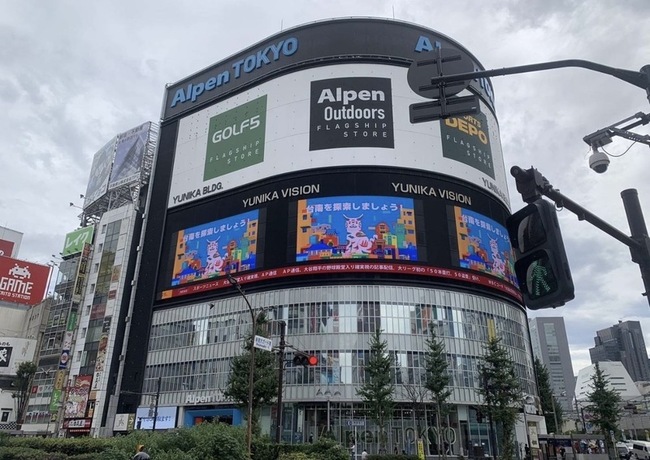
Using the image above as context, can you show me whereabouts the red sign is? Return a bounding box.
[161,262,523,302]
[64,418,92,432]
[0,240,14,257]
[0,256,50,306]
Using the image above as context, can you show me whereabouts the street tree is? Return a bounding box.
[357,328,395,453]
[401,383,429,452]
[586,362,621,450]
[423,325,452,460]
[12,361,37,426]
[534,357,563,434]
[224,314,278,435]
[478,336,522,460]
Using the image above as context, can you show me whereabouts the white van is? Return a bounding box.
[631,441,650,460]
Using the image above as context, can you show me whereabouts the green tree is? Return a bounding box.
[534,357,563,434]
[478,336,522,460]
[357,328,395,453]
[224,314,278,435]
[586,363,621,451]
[12,361,37,426]
[423,325,452,460]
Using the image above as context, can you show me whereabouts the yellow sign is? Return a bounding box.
[487,318,496,339]
[417,439,425,460]
[54,370,65,390]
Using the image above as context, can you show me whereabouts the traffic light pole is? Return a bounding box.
[511,166,650,306]
[275,321,286,444]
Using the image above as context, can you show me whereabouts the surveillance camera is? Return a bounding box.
[589,149,610,174]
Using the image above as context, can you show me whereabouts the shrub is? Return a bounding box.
[367,455,418,460]
[0,446,68,460]
[278,453,311,460]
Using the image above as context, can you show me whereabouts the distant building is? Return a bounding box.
[0,298,49,432]
[0,225,23,258]
[575,361,641,402]
[589,320,650,383]
[22,121,157,437]
[529,317,575,412]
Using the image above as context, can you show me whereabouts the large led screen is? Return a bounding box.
[157,169,521,303]
[450,206,518,287]
[170,210,259,288]
[296,195,418,261]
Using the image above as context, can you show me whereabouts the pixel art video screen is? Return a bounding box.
[296,195,418,261]
[170,210,259,286]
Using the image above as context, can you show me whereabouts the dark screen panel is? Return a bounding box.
[155,167,520,303]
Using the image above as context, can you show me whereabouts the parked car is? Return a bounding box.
[631,441,650,460]
[617,443,632,460]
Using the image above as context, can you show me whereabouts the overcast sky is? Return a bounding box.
[1,1,649,376]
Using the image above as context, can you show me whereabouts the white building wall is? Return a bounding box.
[575,361,641,402]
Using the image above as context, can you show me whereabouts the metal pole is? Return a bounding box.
[483,375,498,460]
[227,274,255,459]
[522,405,531,459]
[152,376,161,431]
[275,321,286,444]
[248,320,256,458]
[327,396,331,433]
[550,395,559,434]
[621,189,650,304]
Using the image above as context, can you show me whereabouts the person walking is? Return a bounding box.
[133,445,150,460]
[361,449,368,460]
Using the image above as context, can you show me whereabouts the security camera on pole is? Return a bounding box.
[410,54,650,309]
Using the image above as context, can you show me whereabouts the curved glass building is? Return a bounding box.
[114,17,540,457]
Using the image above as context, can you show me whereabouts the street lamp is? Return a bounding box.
[227,273,257,459]
[549,391,566,434]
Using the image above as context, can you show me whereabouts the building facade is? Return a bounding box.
[24,122,157,437]
[589,321,650,383]
[529,317,575,412]
[0,225,51,433]
[114,18,540,457]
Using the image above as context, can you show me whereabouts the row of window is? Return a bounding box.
[145,285,534,398]
[143,347,529,397]
[149,302,527,352]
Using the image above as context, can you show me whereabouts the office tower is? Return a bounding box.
[589,320,650,383]
[529,317,576,412]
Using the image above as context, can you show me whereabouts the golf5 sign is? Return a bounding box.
[204,95,267,180]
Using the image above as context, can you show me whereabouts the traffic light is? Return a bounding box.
[292,353,318,367]
[506,199,574,309]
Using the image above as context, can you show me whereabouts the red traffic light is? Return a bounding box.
[293,354,318,367]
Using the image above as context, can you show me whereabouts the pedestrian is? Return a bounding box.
[362,449,368,460]
[350,442,356,460]
[309,433,314,443]
[559,446,566,460]
[133,445,150,460]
